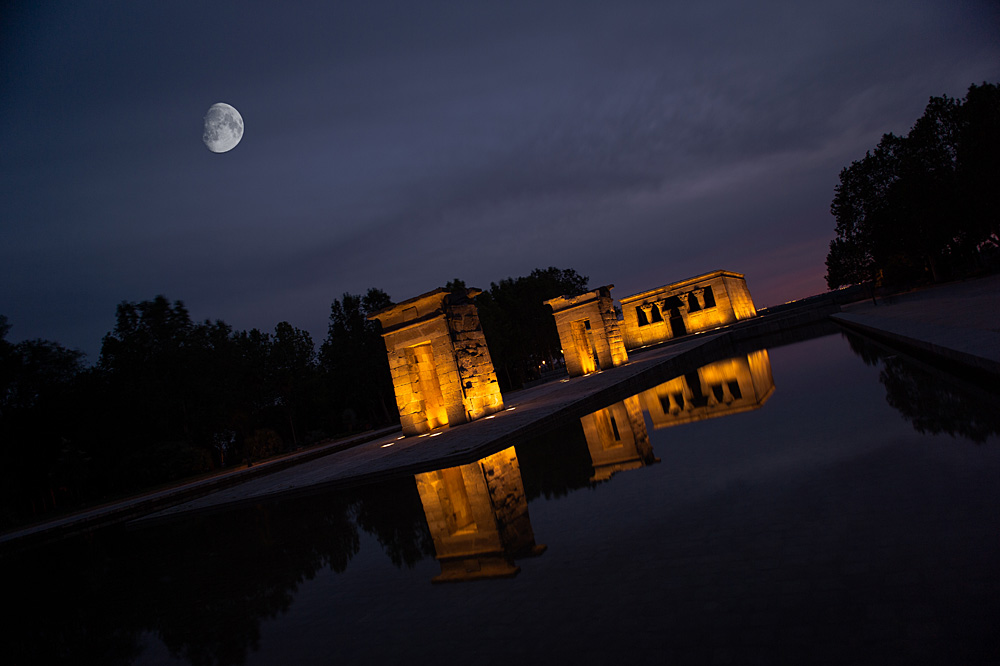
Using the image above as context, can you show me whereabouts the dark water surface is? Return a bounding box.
[6,331,999,665]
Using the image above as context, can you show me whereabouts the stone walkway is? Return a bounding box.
[832,274,1000,374]
[4,274,997,548]
[138,332,732,522]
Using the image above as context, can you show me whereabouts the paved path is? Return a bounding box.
[832,274,1000,374]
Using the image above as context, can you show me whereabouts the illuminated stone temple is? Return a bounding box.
[639,351,775,429]
[579,396,657,481]
[414,447,546,582]
[369,287,503,436]
[545,285,628,377]
[620,270,757,350]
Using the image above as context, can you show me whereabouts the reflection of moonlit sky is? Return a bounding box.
[2,1,999,359]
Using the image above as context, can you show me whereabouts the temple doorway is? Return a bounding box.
[669,308,687,337]
[406,343,449,429]
[569,319,600,374]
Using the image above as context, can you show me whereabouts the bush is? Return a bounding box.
[118,441,212,490]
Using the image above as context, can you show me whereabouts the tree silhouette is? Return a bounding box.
[843,332,1000,443]
[97,296,226,487]
[476,267,589,390]
[99,296,199,442]
[955,83,1000,267]
[319,288,396,432]
[826,82,1000,289]
[270,322,316,446]
[353,477,434,568]
[0,327,87,522]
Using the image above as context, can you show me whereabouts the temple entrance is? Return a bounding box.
[437,466,476,536]
[569,319,600,374]
[669,307,687,337]
[406,343,449,430]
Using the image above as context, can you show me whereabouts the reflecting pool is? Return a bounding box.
[5,330,999,665]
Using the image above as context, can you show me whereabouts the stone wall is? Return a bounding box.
[369,288,503,436]
[545,285,628,377]
[638,350,775,429]
[620,270,758,349]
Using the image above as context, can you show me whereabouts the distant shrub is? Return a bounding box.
[119,441,212,489]
[246,428,283,461]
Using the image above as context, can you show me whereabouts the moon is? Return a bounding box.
[202,102,244,153]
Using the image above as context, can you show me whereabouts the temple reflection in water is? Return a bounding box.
[579,396,658,481]
[415,351,774,582]
[414,446,546,583]
[640,350,775,429]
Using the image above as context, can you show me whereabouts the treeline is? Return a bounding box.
[0,292,395,527]
[459,266,588,391]
[826,82,1000,289]
[0,267,588,527]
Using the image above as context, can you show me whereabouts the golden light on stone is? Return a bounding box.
[579,396,658,481]
[414,446,545,583]
[639,350,775,429]
[620,270,757,350]
[369,287,504,436]
[545,285,628,378]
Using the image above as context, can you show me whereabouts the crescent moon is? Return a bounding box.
[203,103,244,153]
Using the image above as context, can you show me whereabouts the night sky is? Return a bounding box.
[3,1,999,360]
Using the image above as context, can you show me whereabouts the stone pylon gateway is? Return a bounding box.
[545,285,628,377]
[368,287,504,436]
